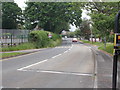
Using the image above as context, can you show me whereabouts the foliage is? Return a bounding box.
[48,39,62,47]
[2,2,23,29]
[28,30,61,48]
[81,40,113,55]
[83,2,118,16]
[24,2,82,33]
[79,19,91,40]
[67,32,75,38]
[82,2,118,43]
[74,29,81,38]
[29,30,49,48]
[91,13,114,40]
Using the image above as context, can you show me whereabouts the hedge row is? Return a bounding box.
[28,30,61,48]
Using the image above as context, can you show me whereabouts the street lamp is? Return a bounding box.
[89,23,93,43]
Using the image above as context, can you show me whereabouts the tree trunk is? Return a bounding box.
[104,36,106,49]
[95,36,96,42]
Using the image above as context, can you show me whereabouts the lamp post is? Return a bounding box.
[90,24,93,43]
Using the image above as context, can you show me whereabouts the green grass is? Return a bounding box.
[2,52,26,58]
[2,43,36,52]
[81,40,113,55]
[98,43,113,54]
[2,39,62,52]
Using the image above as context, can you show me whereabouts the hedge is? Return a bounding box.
[28,30,61,48]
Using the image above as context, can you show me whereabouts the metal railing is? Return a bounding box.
[0,29,31,47]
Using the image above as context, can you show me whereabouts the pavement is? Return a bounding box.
[1,48,48,54]
[1,38,120,89]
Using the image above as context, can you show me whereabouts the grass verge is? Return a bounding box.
[2,43,36,52]
[2,39,62,52]
[2,52,26,59]
[81,40,113,55]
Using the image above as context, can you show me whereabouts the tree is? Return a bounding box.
[24,2,82,33]
[83,2,118,16]
[2,2,23,29]
[82,2,118,43]
[79,19,91,40]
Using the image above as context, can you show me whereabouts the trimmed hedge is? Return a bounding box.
[29,30,61,48]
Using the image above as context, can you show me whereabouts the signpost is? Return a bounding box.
[113,10,120,90]
[48,32,52,38]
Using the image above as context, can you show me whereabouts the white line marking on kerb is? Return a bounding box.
[17,59,48,71]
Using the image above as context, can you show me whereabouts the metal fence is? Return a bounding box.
[0,29,31,47]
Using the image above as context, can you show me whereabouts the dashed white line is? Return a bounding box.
[64,50,68,53]
[52,54,62,58]
[17,44,74,71]
[17,59,48,71]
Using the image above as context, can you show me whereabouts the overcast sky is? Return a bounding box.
[14,0,91,31]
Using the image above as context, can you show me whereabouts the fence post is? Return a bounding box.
[21,35,23,43]
[11,34,12,47]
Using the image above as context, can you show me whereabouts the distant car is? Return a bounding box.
[72,38,78,42]
[65,36,67,39]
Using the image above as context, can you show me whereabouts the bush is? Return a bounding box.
[29,31,49,48]
[49,39,62,47]
[2,31,61,52]
[29,30,61,48]
[51,33,60,41]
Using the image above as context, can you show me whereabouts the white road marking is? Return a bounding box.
[19,69,93,76]
[64,50,68,53]
[52,54,62,58]
[17,44,74,71]
[17,59,48,71]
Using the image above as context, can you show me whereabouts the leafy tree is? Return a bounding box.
[79,19,91,40]
[84,2,118,15]
[82,2,118,44]
[24,2,82,33]
[2,2,23,29]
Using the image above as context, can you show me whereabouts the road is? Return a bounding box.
[1,38,117,88]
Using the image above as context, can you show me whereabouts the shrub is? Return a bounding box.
[29,30,61,48]
[51,33,60,41]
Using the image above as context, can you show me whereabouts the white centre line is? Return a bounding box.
[17,44,74,71]
[52,54,62,58]
[17,59,48,71]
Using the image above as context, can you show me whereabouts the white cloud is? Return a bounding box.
[14,0,27,10]
[81,9,91,20]
[69,24,77,32]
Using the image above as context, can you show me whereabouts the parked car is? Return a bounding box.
[72,38,78,42]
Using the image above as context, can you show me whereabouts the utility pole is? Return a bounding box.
[90,24,93,43]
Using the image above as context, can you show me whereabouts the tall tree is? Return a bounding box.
[2,2,23,29]
[82,2,118,42]
[79,19,91,40]
[24,2,82,33]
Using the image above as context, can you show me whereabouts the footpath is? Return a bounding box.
[0,48,46,53]
[81,42,120,88]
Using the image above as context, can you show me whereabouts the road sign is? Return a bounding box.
[48,32,52,38]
